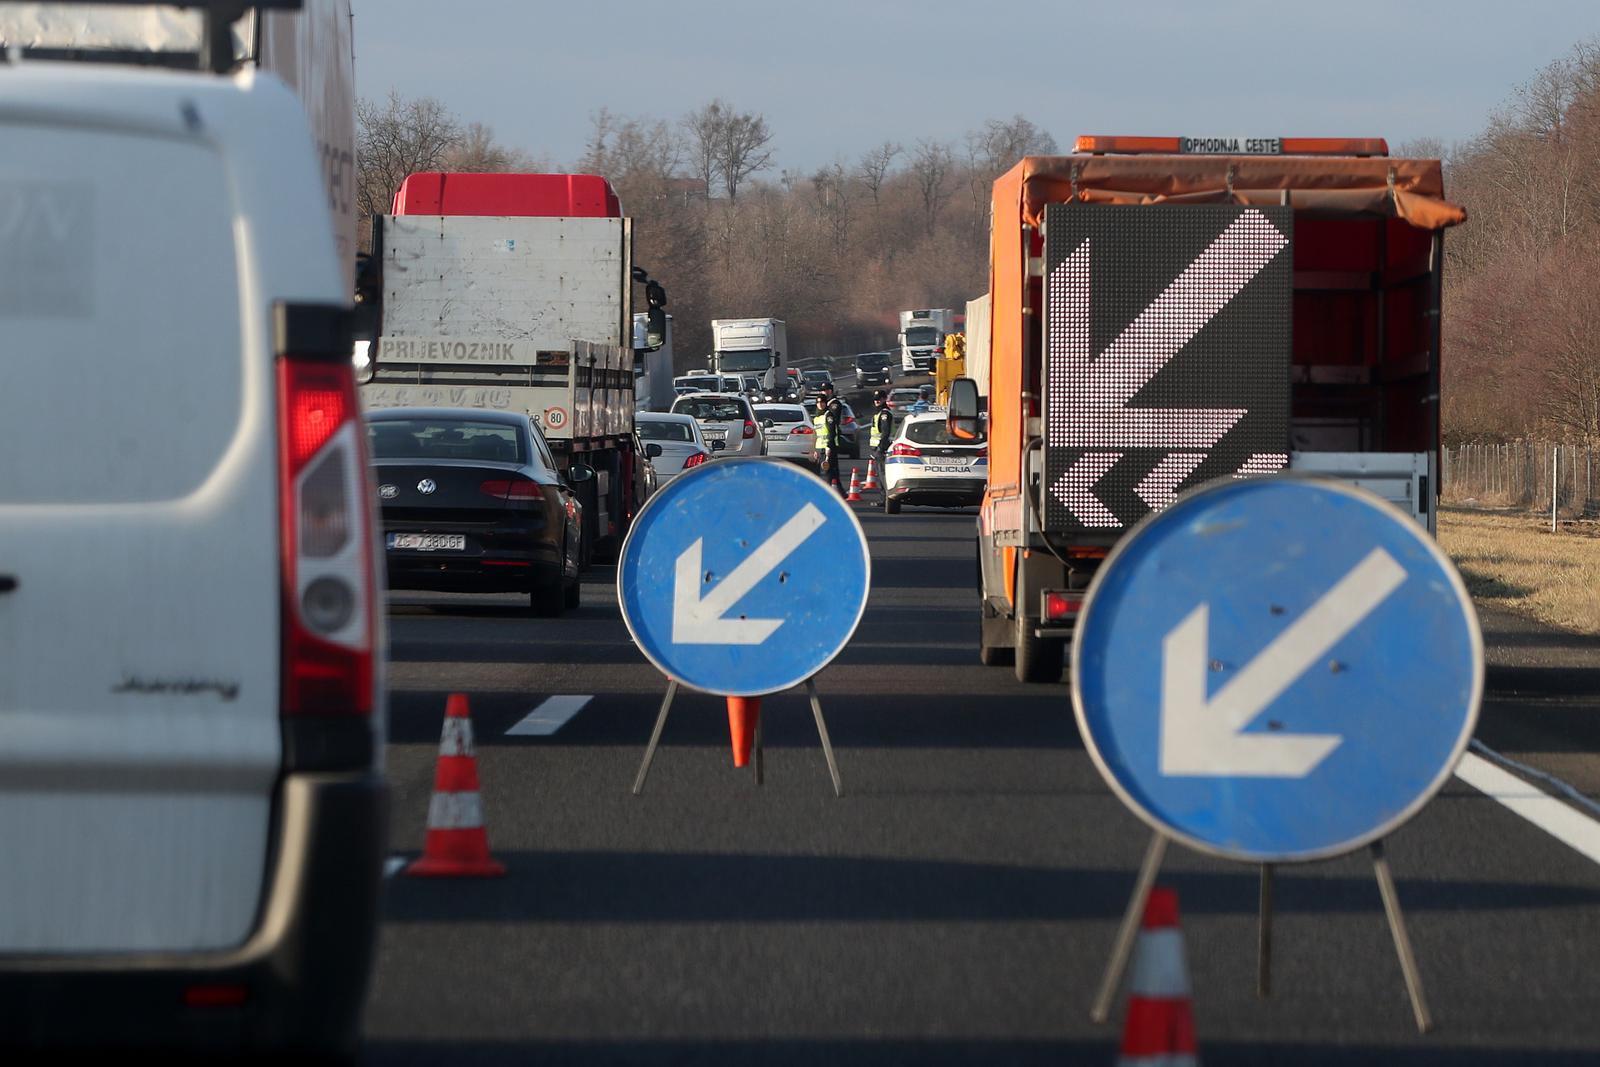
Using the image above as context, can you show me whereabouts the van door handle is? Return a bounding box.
[0,575,15,593]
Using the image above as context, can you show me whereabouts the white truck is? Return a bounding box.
[899,308,956,375]
[711,317,788,388]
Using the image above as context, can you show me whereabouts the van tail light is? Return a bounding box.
[791,425,814,436]
[743,420,757,439]
[1042,591,1083,622]
[889,442,922,458]
[276,305,374,721]
[684,452,708,469]
[480,478,543,502]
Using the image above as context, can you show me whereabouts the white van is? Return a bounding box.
[0,12,385,1059]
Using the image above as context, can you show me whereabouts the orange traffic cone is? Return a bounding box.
[862,458,882,491]
[845,468,863,501]
[406,694,507,878]
[1117,887,1198,1066]
[726,696,760,767]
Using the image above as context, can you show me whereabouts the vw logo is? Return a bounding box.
[378,483,398,500]
[416,479,437,495]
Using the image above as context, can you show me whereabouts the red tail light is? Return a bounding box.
[1043,591,1084,622]
[278,355,374,718]
[743,420,757,439]
[889,442,921,458]
[480,478,543,501]
[684,452,709,469]
[791,425,814,435]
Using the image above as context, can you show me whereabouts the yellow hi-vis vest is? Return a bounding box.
[870,409,892,448]
[813,411,831,448]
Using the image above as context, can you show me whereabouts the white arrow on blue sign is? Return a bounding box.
[618,458,871,697]
[1072,476,1483,862]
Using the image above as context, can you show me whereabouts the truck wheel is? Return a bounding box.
[1013,603,1064,683]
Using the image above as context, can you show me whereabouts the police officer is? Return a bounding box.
[813,382,844,491]
[869,389,893,476]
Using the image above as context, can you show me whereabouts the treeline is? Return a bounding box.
[356,93,1055,369]
[1443,37,1600,444]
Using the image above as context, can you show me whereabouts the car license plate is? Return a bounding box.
[704,430,728,440]
[388,533,466,552]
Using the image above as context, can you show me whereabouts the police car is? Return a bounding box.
[882,412,987,514]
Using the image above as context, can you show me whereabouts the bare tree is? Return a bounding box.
[356,92,463,219]
[716,106,775,201]
[810,161,853,255]
[681,100,725,199]
[446,122,535,173]
[912,139,954,235]
[583,108,681,184]
[971,114,1058,175]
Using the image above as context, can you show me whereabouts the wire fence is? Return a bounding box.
[1442,441,1600,518]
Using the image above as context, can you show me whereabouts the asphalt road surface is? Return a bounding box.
[364,465,1600,1065]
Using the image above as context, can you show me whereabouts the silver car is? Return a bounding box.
[636,411,711,483]
[670,392,766,458]
[753,403,819,471]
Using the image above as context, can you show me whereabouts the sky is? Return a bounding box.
[354,0,1600,171]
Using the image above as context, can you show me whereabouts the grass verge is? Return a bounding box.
[1437,506,1600,634]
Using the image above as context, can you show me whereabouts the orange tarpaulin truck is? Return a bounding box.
[946,136,1467,682]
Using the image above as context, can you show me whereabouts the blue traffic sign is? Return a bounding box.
[618,458,871,697]
[1072,477,1482,862]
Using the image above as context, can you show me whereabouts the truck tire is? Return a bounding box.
[1013,604,1064,683]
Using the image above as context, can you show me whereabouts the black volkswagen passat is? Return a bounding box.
[366,408,589,616]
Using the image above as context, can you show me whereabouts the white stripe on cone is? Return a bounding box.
[439,717,476,757]
[1127,929,1191,999]
[426,790,486,830]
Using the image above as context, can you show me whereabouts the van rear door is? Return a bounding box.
[0,70,285,953]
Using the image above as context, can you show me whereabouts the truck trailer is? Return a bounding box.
[949,137,1466,682]
[359,171,667,559]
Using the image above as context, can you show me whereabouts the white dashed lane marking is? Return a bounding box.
[506,695,593,737]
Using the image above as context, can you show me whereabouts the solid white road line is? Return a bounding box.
[1456,752,1600,866]
[384,857,407,879]
[506,695,593,737]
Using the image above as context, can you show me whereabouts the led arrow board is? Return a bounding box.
[1072,477,1482,862]
[618,458,871,696]
[1042,204,1292,531]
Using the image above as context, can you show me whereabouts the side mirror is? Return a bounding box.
[568,462,597,484]
[644,443,663,459]
[947,377,981,441]
[711,439,727,452]
[637,306,667,353]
